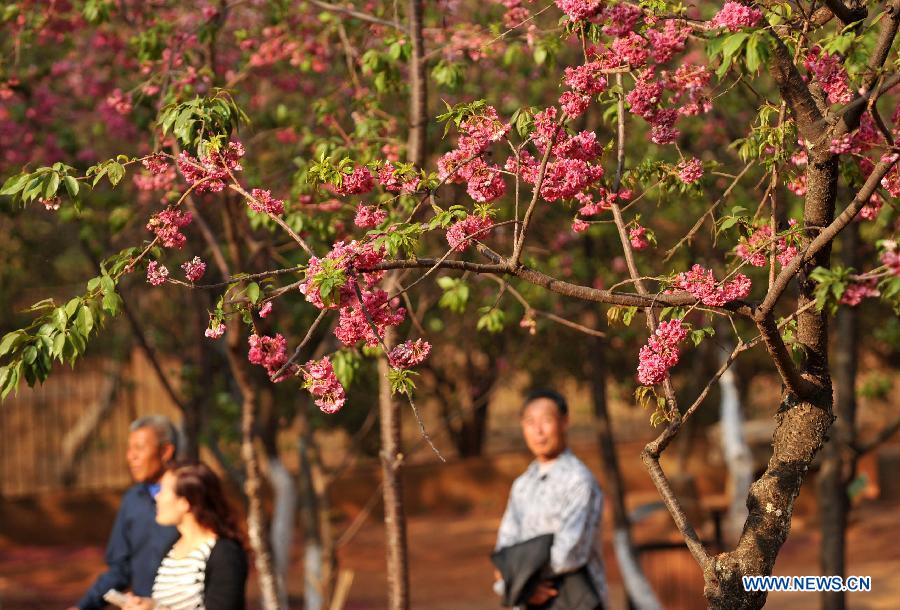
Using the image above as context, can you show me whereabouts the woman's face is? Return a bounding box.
[155,471,190,526]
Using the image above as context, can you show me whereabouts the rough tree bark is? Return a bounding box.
[701,6,899,606]
[406,0,427,167]
[379,326,410,610]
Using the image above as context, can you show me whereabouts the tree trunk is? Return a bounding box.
[379,325,410,610]
[224,323,282,610]
[717,341,753,545]
[268,455,296,609]
[704,152,839,610]
[590,332,663,610]
[406,0,427,167]
[817,221,859,610]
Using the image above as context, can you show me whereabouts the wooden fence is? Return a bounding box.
[0,349,182,497]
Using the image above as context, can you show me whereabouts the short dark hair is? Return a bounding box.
[522,388,568,417]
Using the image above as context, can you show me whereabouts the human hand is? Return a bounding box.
[122,594,155,610]
[527,580,558,605]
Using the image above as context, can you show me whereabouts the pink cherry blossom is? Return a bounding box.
[629,226,649,249]
[839,280,880,306]
[447,215,495,251]
[248,333,290,381]
[248,188,285,215]
[147,209,192,249]
[559,91,591,117]
[142,153,169,175]
[259,301,273,318]
[335,166,375,196]
[637,319,688,386]
[555,0,603,21]
[572,218,590,232]
[205,323,226,339]
[674,264,752,306]
[303,357,346,414]
[146,261,169,286]
[709,2,763,32]
[388,339,432,369]
[677,158,704,184]
[354,204,387,228]
[804,47,854,104]
[181,256,206,282]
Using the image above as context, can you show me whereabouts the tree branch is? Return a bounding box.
[757,155,898,316]
[307,0,402,30]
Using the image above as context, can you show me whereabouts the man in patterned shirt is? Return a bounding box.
[494,389,607,609]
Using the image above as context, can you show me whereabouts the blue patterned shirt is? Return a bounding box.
[495,448,608,605]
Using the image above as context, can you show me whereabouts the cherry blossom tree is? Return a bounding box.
[2,0,899,609]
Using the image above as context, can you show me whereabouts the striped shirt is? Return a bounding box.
[152,538,217,610]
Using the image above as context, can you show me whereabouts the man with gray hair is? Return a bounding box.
[67,415,181,610]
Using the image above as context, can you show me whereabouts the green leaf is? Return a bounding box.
[106,162,126,186]
[0,331,24,356]
[44,172,60,199]
[246,282,261,304]
[76,306,94,337]
[64,176,80,198]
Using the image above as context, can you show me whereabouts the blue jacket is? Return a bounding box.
[77,482,179,609]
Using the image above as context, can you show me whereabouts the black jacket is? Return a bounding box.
[158,536,248,610]
[492,534,602,610]
[202,537,249,610]
[77,483,179,609]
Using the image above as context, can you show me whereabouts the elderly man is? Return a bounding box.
[67,415,181,610]
[493,389,607,609]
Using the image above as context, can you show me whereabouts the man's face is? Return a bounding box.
[521,398,567,462]
[126,427,172,483]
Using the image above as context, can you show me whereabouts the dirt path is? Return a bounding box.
[2,499,898,609]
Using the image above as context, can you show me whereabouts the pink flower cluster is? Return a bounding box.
[248,188,285,216]
[572,218,590,232]
[105,89,132,115]
[646,20,690,64]
[881,243,900,276]
[259,301,273,318]
[498,0,531,29]
[303,357,346,414]
[458,106,510,154]
[147,209,193,249]
[601,3,643,37]
[176,141,245,193]
[300,240,387,309]
[677,158,704,184]
[708,2,763,32]
[734,225,799,267]
[555,0,603,21]
[354,204,387,228]
[674,264,752,306]
[146,261,169,286]
[637,319,688,386]
[839,280,880,306]
[575,188,631,216]
[564,62,608,95]
[446,215,495,251]
[205,322,226,339]
[335,166,375,196]
[335,289,406,347]
[142,153,169,175]
[248,333,290,381]
[378,162,420,193]
[629,226,649,250]
[388,339,432,369]
[804,47,853,104]
[181,256,206,282]
[559,91,591,117]
[666,64,713,116]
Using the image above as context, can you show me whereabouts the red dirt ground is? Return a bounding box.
[1,496,899,610]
